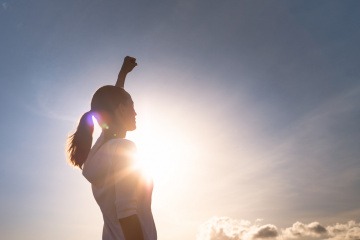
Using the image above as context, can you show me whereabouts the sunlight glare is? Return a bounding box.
[91,116,102,146]
[129,115,196,186]
[92,111,197,185]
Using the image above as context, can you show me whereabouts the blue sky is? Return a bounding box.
[1,1,360,239]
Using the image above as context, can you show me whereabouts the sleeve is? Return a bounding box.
[112,140,140,219]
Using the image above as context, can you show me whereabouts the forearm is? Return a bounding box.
[115,56,137,87]
[115,70,127,88]
[119,214,144,240]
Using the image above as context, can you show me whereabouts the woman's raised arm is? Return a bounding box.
[115,56,138,88]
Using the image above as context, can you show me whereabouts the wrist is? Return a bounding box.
[118,72,127,78]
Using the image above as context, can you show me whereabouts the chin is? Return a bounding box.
[128,125,136,131]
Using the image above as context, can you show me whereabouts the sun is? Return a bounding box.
[130,121,180,184]
[126,110,199,187]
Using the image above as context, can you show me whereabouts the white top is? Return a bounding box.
[82,135,157,240]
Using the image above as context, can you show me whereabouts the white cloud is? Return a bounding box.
[282,221,328,239]
[197,217,278,240]
[326,221,360,240]
[252,225,278,239]
[197,217,360,240]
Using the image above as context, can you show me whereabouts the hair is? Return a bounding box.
[67,86,131,169]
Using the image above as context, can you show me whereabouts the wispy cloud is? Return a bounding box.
[197,217,360,240]
[255,84,360,217]
[2,2,8,10]
[24,95,77,122]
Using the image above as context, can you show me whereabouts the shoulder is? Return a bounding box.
[107,138,136,151]
[105,139,137,160]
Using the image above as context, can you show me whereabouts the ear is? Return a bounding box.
[115,103,126,117]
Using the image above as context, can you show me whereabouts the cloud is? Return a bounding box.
[282,221,329,239]
[197,217,360,240]
[196,217,278,240]
[326,221,360,240]
[2,2,8,10]
[253,225,278,239]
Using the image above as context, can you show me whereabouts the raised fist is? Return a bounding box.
[121,56,137,74]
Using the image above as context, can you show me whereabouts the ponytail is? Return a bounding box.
[67,85,132,169]
[67,111,94,169]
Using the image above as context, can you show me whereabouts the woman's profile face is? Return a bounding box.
[116,98,137,131]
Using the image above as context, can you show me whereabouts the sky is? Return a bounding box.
[0,0,360,239]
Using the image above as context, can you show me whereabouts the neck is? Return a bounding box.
[103,128,126,141]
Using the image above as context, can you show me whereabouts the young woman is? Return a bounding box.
[67,57,157,240]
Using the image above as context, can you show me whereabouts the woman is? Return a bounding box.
[67,57,157,240]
